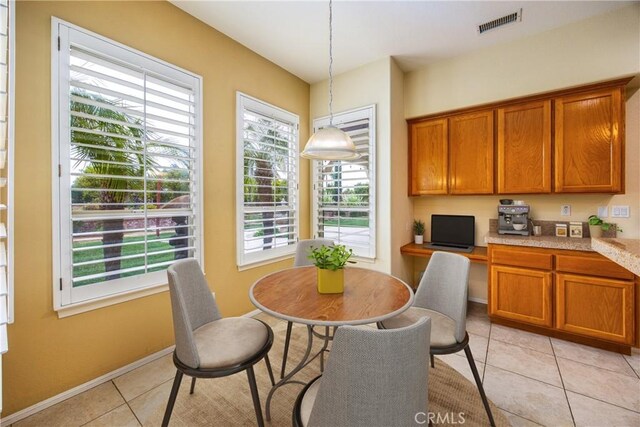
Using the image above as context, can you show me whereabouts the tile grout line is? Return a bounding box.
[498,406,544,426]
[482,351,566,390]
[566,389,640,415]
[15,383,123,427]
[481,322,491,382]
[550,340,577,427]
[111,379,144,427]
[622,354,640,380]
[555,354,640,380]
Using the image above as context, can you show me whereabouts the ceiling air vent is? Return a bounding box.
[478,9,522,34]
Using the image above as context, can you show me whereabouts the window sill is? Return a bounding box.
[237,253,294,272]
[55,283,169,318]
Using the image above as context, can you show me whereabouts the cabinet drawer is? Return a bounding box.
[556,253,634,280]
[491,247,553,270]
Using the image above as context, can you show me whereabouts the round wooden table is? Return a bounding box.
[249,266,414,420]
[250,266,414,326]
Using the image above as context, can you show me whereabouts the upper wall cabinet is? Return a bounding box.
[449,110,494,194]
[407,77,630,197]
[409,118,448,195]
[554,88,624,193]
[497,100,552,194]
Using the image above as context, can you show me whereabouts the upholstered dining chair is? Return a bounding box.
[279,238,334,378]
[163,259,275,427]
[378,251,496,426]
[292,317,431,427]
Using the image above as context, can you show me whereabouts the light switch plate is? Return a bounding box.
[611,205,629,218]
[561,205,571,216]
[597,206,608,218]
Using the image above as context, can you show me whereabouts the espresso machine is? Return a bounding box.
[498,203,530,236]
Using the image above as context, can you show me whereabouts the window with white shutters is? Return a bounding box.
[312,106,376,259]
[236,93,299,267]
[53,20,203,307]
[0,0,12,359]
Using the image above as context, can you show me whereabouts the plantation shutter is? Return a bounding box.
[313,106,376,259]
[237,94,299,267]
[0,0,12,360]
[57,23,202,305]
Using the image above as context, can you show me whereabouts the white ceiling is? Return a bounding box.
[170,1,633,83]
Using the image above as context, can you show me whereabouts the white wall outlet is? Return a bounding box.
[560,205,571,216]
[597,206,608,218]
[611,205,630,218]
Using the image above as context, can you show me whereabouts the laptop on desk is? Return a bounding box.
[424,214,475,253]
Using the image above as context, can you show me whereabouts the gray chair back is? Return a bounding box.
[294,239,335,267]
[167,259,222,368]
[414,251,470,343]
[308,317,431,427]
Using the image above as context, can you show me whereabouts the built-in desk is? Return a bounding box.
[400,243,488,264]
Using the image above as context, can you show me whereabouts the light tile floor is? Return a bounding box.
[7,303,640,427]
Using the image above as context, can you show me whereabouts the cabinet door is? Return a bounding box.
[409,119,448,195]
[497,100,551,194]
[490,265,553,327]
[554,88,624,193]
[449,110,494,194]
[556,273,634,344]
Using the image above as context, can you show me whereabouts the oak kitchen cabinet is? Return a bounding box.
[554,87,625,193]
[489,245,554,327]
[449,110,494,194]
[408,78,630,197]
[407,110,493,196]
[409,118,448,195]
[488,244,636,352]
[497,100,551,194]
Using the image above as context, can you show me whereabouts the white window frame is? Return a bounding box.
[51,18,204,314]
[311,105,376,260]
[236,92,300,268]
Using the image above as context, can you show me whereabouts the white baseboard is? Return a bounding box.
[0,346,175,426]
[1,306,261,425]
[468,297,488,305]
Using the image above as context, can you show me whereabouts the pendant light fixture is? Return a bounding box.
[301,0,360,161]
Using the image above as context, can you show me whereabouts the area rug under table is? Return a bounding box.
[155,314,510,426]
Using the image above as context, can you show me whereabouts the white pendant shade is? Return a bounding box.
[301,126,360,160]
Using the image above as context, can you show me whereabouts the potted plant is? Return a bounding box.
[413,219,425,244]
[308,244,354,294]
[588,215,621,238]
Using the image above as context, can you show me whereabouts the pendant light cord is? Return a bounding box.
[329,0,334,126]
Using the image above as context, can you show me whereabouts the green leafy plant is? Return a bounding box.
[588,215,622,232]
[413,219,425,235]
[308,244,355,271]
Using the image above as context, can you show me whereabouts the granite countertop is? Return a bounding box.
[591,238,640,276]
[484,232,593,251]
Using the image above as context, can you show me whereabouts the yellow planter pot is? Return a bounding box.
[317,268,344,294]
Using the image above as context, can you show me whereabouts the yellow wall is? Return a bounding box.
[389,58,413,283]
[405,4,640,300]
[6,0,309,415]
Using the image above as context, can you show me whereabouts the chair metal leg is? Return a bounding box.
[162,370,184,427]
[463,345,496,427]
[264,354,275,386]
[189,377,196,394]
[430,354,435,368]
[280,321,293,379]
[247,366,265,427]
